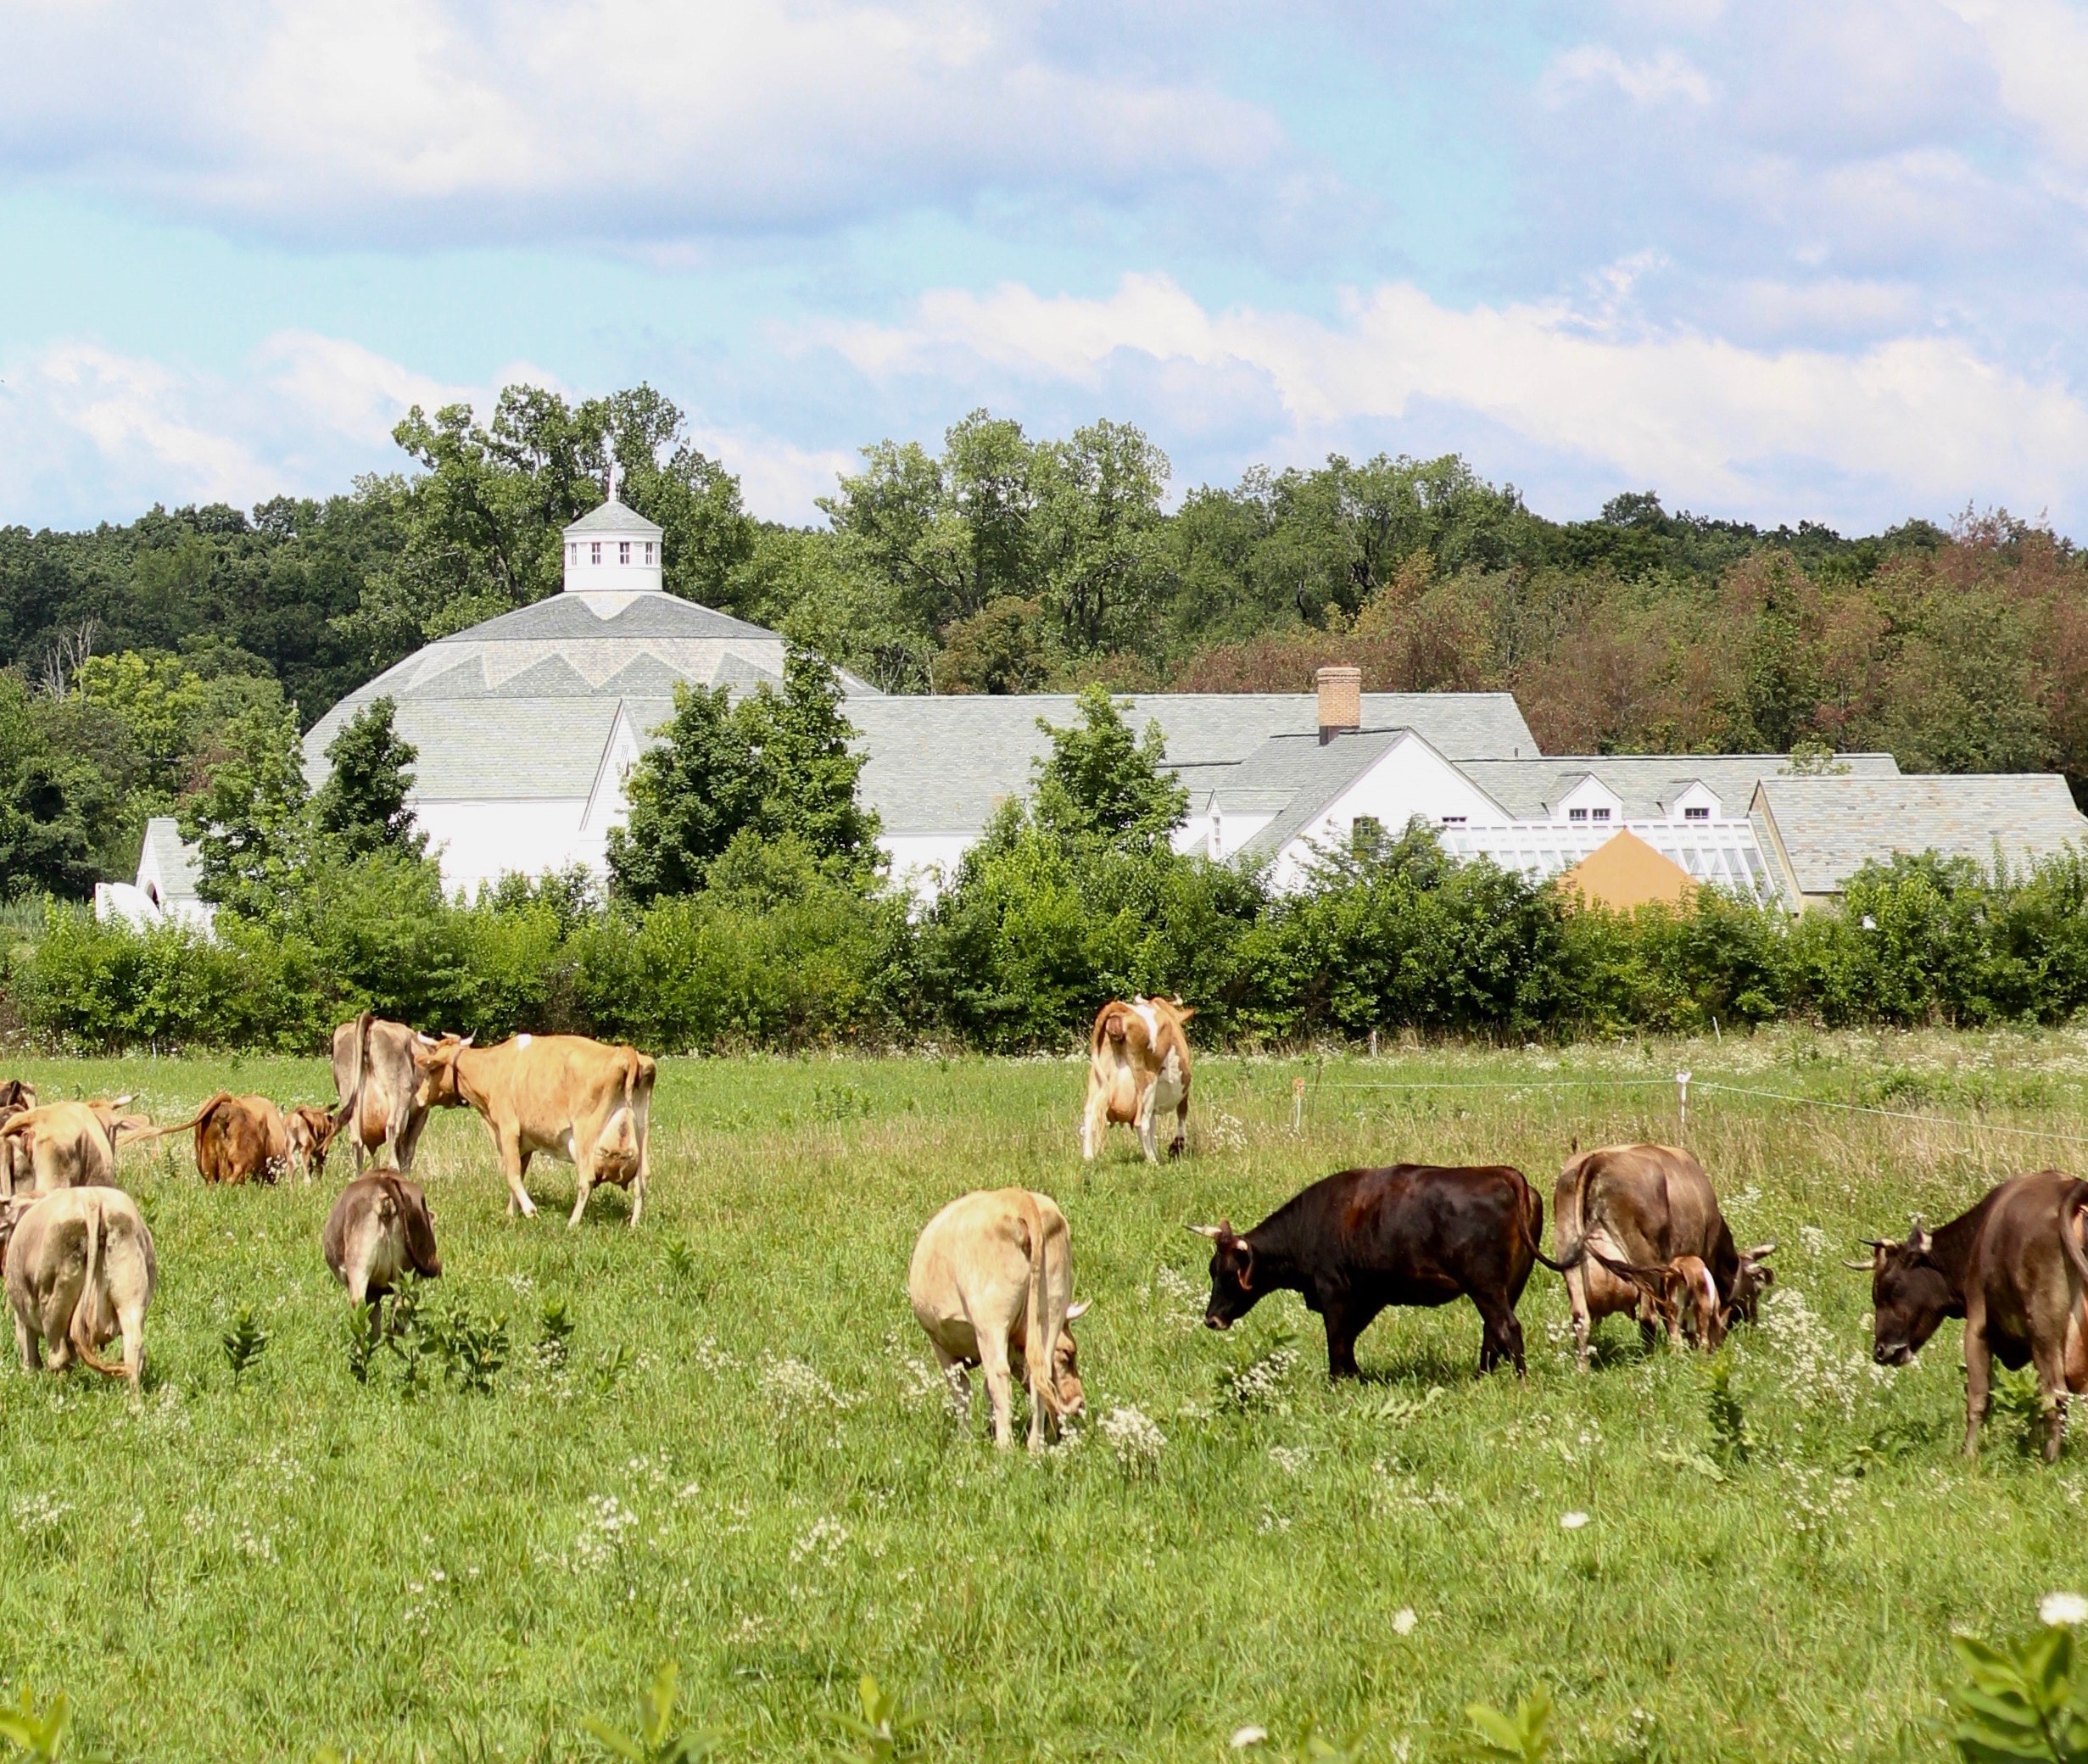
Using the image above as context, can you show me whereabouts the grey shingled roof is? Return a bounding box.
[1753,773,2088,896]
[141,816,203,898]
[302,590,880,800]
[563,497,664,539]
[846,692,1535,837]
[1460,752,1901,820]
[1230,730,1432,862]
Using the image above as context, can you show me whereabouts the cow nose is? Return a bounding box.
[1204,1314,1231,1331]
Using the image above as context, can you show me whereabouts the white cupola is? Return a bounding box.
[561,470,665,614]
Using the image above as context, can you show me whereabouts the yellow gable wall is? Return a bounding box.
[1559,828,1698,912]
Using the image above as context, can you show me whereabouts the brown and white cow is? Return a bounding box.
[422,1033,655,1226]
[1593,1248,1727,1351]
[1551,1143,1773,1368]
[0,1080,35,1192]
[192,1093,292,1186]
[324,1173,442,1309]
[1080,996,1194,1163]
[3,1186,157,1388]
[332,1013,462,1176]
[908,1187,1088,1451]
[0,1098,142,1196]
[286,1105,340,1183]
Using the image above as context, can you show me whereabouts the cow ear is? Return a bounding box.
[1066,1298,1091,1320]
[111,1094,133,1109]
[1908,1221,1933,1257]
[1237,1246,1255,1292]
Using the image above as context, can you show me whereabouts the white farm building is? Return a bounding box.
[106,493,2088,927]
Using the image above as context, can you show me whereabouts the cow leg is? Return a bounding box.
[1134,1083,1161,1164]
[1474,1298,1527,1377]
[14,1305,37,1371]
[977,1331,1016,1449]
[1962,1302,1993,1460]
[628,1130,649,1229]
[1170,1092,1188,1160]
[1320,1303,1361,1381]
[568,1150,597,1230]
[1565,1267,1594,1370]
[119,1300,146,1390]
[2035,1340,2071,1464]
[500,1135,538,1219]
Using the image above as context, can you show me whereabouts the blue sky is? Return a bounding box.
[3,0,2086,534]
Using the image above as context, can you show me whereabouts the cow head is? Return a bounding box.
[1856,1220,1951,1366]
[1726,1242,1776,1329]
[1050,1298,1091,1419]
[414,1035,473,1107]
[393,1177,443,1278]
[1189,1220,1261,1329]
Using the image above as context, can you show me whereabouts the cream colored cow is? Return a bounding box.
[908,1187,1088,1451]
[3,1186,158,1388]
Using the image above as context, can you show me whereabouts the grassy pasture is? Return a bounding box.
[5,1032,2088,1761]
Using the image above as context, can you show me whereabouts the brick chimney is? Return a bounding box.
[1315,666,1361,743]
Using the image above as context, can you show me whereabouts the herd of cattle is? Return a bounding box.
[3,995,2088,1466]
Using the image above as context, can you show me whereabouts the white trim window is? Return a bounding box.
[619,541,631,565]
[590,542,601,564]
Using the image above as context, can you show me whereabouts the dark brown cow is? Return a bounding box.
[1194,1163,1553,1378]
[332,1013,461,1175]
[1861,1169,2088,1461]
[1552,1143,1773,1366]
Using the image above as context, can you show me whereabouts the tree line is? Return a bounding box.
[5,380,2085,906]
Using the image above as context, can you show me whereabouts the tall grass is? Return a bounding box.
[2,1027,2086,1759]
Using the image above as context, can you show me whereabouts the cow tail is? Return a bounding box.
[1017,1191,1060,1421]
[2061,1184,2088,1298]
[1518,1175,1572,1274]
[121,1093,224,1147]
[1548,1151,1599,1273]
[335,1010,373,1133]
[70,1202,126,1380]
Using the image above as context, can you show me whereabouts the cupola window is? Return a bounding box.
[590,542,601,565]
[1684,805,1710,821]
[619,541,631,565]
[644,541,655,565]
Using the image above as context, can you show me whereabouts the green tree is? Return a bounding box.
[178,701,315,920]
[314,697,426,858]
[1034,419,1169,655]
[1031,686,1187,850]
[752,647,882,880]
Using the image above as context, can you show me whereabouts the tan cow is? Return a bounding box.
[0,1098,141,1195]
[3,1186,157,1388]
[907,1186,1089,1451]
[1080,996,1194,1163]
[324,1173,442,1309]
[1594,1248,1727,1351]
[1552,1142,1773,1368]
[332,1013,461,1175]
[286,1105,340,1183]
[422,1033,655,1226]
[0,1080,35,1193]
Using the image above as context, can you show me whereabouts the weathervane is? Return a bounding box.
[606,455,617,505]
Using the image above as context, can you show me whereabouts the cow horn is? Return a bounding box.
[1746,1242,1777,1259]
[1066,1298,1091,1320]
[1186,1224,1224,1239]
[416,1032,436,1046]
[1842,1259,1877,1270]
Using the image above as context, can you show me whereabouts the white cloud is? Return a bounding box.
[1941,0,2088,171]
[0,0,1290,238]
[814,271,2088,522]
[1543,44,1715,107]
[686,426,856,522]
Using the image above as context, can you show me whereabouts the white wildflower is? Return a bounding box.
[1098,1405,1166,1477]
[1230,1726,1267,1749]
[1393,1607,1418,1636]
[2043,1592,2088,1627]
[11,1493,72,1538]
[1268,1445,1311,1477]
[1560,1510,1590,1531]
[790,1516,848,1568]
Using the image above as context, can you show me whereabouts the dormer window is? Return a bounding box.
[1592,807,1611,823]
[1684,805,1710,821]
[1568,807,1588,823]
[619,541,631,565]
[590,542,601,565]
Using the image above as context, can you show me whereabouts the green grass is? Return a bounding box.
[6,1029,2088,1761]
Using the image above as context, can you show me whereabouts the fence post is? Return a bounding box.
[1676,1070,1692,1143]
[1292,1075,1306,1135]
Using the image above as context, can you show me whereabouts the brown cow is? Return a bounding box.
[0,1098,142,1196]
[193,1093,293,1186]
[1552,1143,1773,1368]
[324,1173,442,1309]
[0,1081,35,1193]
[3,1185,157,1388]
[1080,996,1194,1163]
[1860,1169,2088,1461]
[331,1013,461,1175]
[1594,1248,1727,1351]
[908,1187,1088,1450]
[422,1033,655,1226]
[286,1105,340,1182]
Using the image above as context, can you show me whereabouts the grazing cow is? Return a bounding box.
[0,1098,140,1195]
[1859,1170,2088,1461]
[3,1186,157,1388]
[422,1033,655,1225]
[1594,1249,1727,1350]
[1080,996,1194,1163]
[190,1093,292,1186]
[908,1187,1089,1451]
[1551,1143,1773,1368]
[1194,1163,1553,1378]
[0,1081,34,1193]
[332,1013,460,1175]
[286,1105,339,1183]
[323,1174,441,1310]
